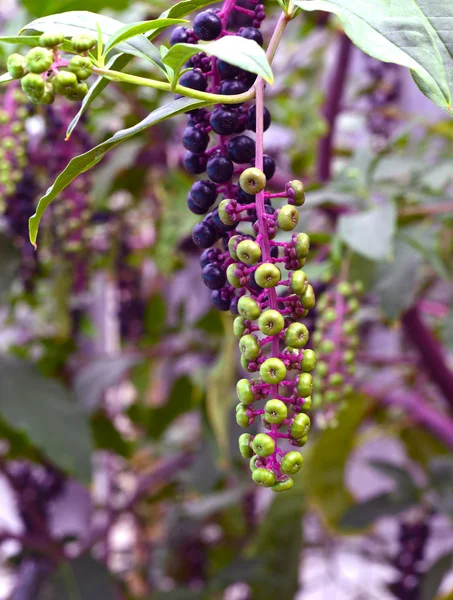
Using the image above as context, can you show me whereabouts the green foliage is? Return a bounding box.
[420,551,453,600]
[24,0,130,16]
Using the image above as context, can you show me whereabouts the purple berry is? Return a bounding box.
[184,151,206,174]
[202,263,227,289]
[187,193,208,214]
[182,126,210,154]
[170,26,189,46]
[192,221,217,248]
[190,180,217,209]
[239,27,264,46]
[227,135,256,163]
[193,10,222,41]
[248,105,271,132]
[211,288,232,311]
[179,69,207,91]
[206,154,234,183]
[210,107,239,136]
[219,79,248,107]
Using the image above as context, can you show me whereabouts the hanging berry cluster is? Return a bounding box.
[174,2,317,492]
[7,33,94,105]
[312,280,362,425]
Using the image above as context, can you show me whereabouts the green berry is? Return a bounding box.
[228,235,242,260]
[258,309,284,336]
[254,263,281,288]
[301,284,316,309]
[353,280,364,295]
[7,54,26,79]
[65,81,88,101]
[319,339,335,354]
[323,308,337,323]
[272,477,294,492]
[236,378,255,403]
[347,298,360,314]
[316,360,329,377]
[239,334,260,361]
[337,281,352,296]
[343,320,358,335]
[252,433,275,457]
[291,270,308,295]
[285,322,309,349]
[293,434,308,447]
[329,372,344,387]
[218,199,235,225]
[236,406,249,427]
[238,433,253,458]
[252,468,276,487]
[53,71,78,95]
[227,264,241,288]
[240,355,254,372]
[233,316,247,338]
[290,413,311,439]
[344,349,355,364]
[238,296,261,320]
[301,349,316,372]
[277,204,299,231]
[295,233,310,258]
[39,32,65,48]
[301,396,312,411]
[40,83,55,105]
[71,35,96,53]
[260,358,287,385]
[236,239,261,265]
[25,47,53,74]
[289,180,305,206]
[264,399,287,424]
[21,73,45,101]
[297,373,313,398]
[250,455,260,472]
[325,390,340,403]
[68,55,93,80]
[239,167,266,195]
[281,451,304,475]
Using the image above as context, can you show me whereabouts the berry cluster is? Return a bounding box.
[7,33,94,105]
[311,281,362,425]
[174,2,317,491]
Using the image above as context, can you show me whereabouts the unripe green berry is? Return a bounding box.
[236,407,250,427]
[240,355,254,372]
[65,81,88,101]
[353,280,364,295]
[301,396,312,411]
[323,308,337,323]
[258,309,284,336]
[40,82,55,105]
[218,199,235,225]
[250,455,260,472]
[316,361,329,377]
[7,54,26,79]
[71,35,96,53]
[293,434,308,447]
[319,339,335,354]
[343,320,358,335]
[238,296,261,320]
[281,451,304,475]
[277,204,299,231]
[290,413,311,439]
[252,433,275,457]
[272,477,294,492]
[347,298,360,314]
[260,358,287,385]
[53,71,78,95]
[238,433,253,458]
[228,235,242,260]
[297,372,313,398]
[233,316,247,338]
[239,334,260,360]
[236,378,255,403]
[239,167,266,194]
[39,32,65,48]
[329,372,344,387]
[295,233,310,258]
[264,399,287,424]
[25,47,53,74]
[290,270,308,295]
[337,281,352,296]
[252,468,276,487]
[21,73,45,101]
[344,349,355,364]
[289,180,305,206]
[254,263,281,288]
[68,55,93,80]
[301,284,315,309]
[236,239,261,265]
[285,322,309,349]
[227,264,241,288]
[325,390,340,403]
[301,349,316,372]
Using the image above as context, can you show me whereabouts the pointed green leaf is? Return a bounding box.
[0,72,13,84]
[103,18,187,56]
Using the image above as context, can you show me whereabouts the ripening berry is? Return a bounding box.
[207,154,234,183]
[252,433,275,457]
[69,55,93,80]
[239,334,260,360]
[7,54,26,79]
[236,378,255,403]
[193,10,222,40]
[238,296,261,320]
[25,47,53,74]
[21,73,45,101]
[278,204,299,231]
[264,399,287,424]
[227,264,242,288]
[301,349,316,372]
[236,239,261,265]
[254,263,281,288]
[281,451,304,474]
[260,358,287,384]
[290,413,311,439]
[301,284,316,309]
[71,35,96,53]
[238,433,254,458]
[239,167,266,195]
[272,477,294,492]
[285,322,309,349]
[252,468,276,487]
[290,270,308,295]
[297,372,313,398]
[258,309,284,335]
[39,32,65,48]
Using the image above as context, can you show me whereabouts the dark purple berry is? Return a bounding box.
[184,151,206,174]
[228,135,256,163]
[170,26,189,45]
[212,289,231,311]
[200,247,222,268]
[193,10,222,41]
[237,187,255,204]
[179,69,207,91]
[182,126,210,154]
[187,193,208,214]
[219,79,248,107]
[239,27,264,46]
[230,296,240,314]
[202,263,227,289]
[210,107,239,135]
[218,60,242,79]
[190,180,217,209]
[192,221,217,248]
[207,154,234,183]
[248,105,271,132]
[263,154,276,180]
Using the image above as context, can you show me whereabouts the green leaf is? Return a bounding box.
[23,0,129,17]
[164,36,274,84]
[292,0,453,115]
[420,552,453,600]
[0,72,13,84]
[91,411,133,457]
[0,35,41,46]
[338,203,396,261]
[22,11,164,68]
[0,357,92,481]
[103,18,187,56]
[340,493,413,529]
[159,0,219,19]
[38,554,117,600]
[29,96,206,247]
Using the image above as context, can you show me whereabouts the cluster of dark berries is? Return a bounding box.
[7,32,94,105]
[172,2,317,491]
[311,280,363,426]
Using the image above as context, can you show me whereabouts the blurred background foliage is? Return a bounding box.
[0,0,453,599]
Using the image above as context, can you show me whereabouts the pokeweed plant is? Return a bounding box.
[1,0,453,494]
